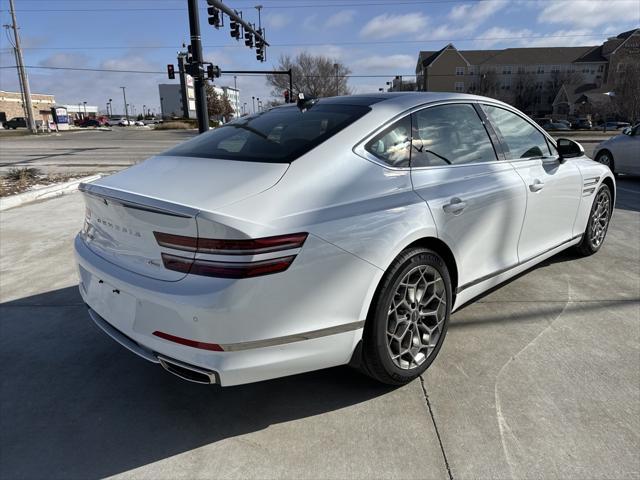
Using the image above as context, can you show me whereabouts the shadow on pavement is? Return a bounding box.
[0,286,394,479]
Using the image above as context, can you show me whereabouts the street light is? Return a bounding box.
[252,96,255,113]
[107,98,112,118]
[77,102,82,120]
[83,101,87,117]
[143,104,146,119]
[256,97,260,112]
[120,86,129,123]
[334,63,339,96]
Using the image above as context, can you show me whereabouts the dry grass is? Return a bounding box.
[0,168,88,197]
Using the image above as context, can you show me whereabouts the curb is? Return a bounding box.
[0,174,101,211]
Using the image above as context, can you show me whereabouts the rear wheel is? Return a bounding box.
[576,184,612,256]
[361,248,451,385]
[596,150,616,175]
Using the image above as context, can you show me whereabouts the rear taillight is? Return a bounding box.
[153,231,307,278]
[153,232,307,255]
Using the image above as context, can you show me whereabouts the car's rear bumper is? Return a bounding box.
[74,233,378,386]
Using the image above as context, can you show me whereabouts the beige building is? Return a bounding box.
[0,90,56,126]
[415,28,639,116]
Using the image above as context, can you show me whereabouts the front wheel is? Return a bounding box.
[596,150,616,175]
[576,184,612,256]
[361,248,451,385]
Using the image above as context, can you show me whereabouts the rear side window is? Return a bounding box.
[482,105,550,160]
[364,115,411,167]
[411,104,497,167]
[162,103,370,163]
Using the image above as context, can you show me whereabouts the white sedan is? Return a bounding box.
[594,124,640,175]
[75,93,615,386]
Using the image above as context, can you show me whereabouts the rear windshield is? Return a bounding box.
[161,103,370,163]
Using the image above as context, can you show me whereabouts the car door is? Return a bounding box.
[481,104,582,262]
[410,102,527,291]
[614,125,640,174]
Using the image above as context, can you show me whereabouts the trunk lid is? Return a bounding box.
[80,155,289,281]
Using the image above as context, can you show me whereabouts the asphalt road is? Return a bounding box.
[0,178,638,479]
[0,128,198,175]
[0,127,618,176]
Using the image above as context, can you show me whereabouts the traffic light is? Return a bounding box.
[167,64,175,79]
[244,29,254,48]
[283,89,289,103]
[207,7,221,27]
[187,44,193,64]
[255,30,265,61]
[207,64,221,79]
[230,20,240,39]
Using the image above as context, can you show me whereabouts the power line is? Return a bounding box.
[5,0,639,11]
[0,32,620,52]
[0,64,420,77]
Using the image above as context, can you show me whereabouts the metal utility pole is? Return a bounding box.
[187,0,209,133]
[8,0,36,133]
[120,86,129,122]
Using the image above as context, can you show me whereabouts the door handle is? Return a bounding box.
[529,179,545,192]
[443,197,467,215]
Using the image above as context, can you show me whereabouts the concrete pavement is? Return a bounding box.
[0,178,638,479]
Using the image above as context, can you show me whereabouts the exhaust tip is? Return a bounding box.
[157,355,218,385]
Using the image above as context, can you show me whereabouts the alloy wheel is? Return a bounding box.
[597,153,611,167]
[590,189,611,249]
[386,265,446,370]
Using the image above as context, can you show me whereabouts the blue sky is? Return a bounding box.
[1,0,638,115]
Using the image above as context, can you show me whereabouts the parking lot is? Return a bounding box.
[0,138,638,478]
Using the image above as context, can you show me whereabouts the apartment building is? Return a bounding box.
[415,28,639,116]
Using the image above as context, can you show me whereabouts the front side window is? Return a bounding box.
[482,105,550,160]
[456,67,465,76]
[364,115,411,168]
[162,103,370,163]
[411,104,497,167]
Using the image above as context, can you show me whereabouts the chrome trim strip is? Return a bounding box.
[157,355,218,384]
[88,307,159,363]
[456,234,583,294]
[79,183,198,218]
[220,320,366,352]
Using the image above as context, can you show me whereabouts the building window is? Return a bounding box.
[551,65,560,73]
[502,65,512,75]
[455,67,465,76]
[537,65,545,74]
[617,63,626,72]
[597,64,605,73]
[455,81,465,92]
[467,66,476,76]
[502,78,512,90]
[536,81,543,90]
[517,66,526,74]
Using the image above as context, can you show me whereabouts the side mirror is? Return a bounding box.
[622,127,632,135]
[556,138,584,160]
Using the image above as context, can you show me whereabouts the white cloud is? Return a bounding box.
[538,0,636,28]
[472,27,611,49]
[360,12,429,39]
[324,9,356,28]
[38,53,90,68]
[354,54,415,71]
[265,13,291,29]
[448,0,504,25]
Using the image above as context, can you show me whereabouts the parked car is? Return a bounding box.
[75,93,615,386]
[572,118,593,130]
[118,119,133,126]
[593,123,640,176]
[3,117,26,129]
[134,120,145,126]
[543,122,571,131]
[604,121,631,130]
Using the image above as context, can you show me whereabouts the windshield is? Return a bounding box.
[162,103,370,163]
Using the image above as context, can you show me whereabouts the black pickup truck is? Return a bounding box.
[3,117,27,129]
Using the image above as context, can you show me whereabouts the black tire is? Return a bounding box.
[595,150,616,175]
[361,247,452,385]
[576,184,612,257]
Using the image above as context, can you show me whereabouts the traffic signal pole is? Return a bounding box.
[187,0,209,133]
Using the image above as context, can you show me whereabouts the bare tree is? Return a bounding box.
[472,69,500,99]
[613,63,640,122]
[206,82,234,122]
[513,72,539,114]
[266,52,352,99]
